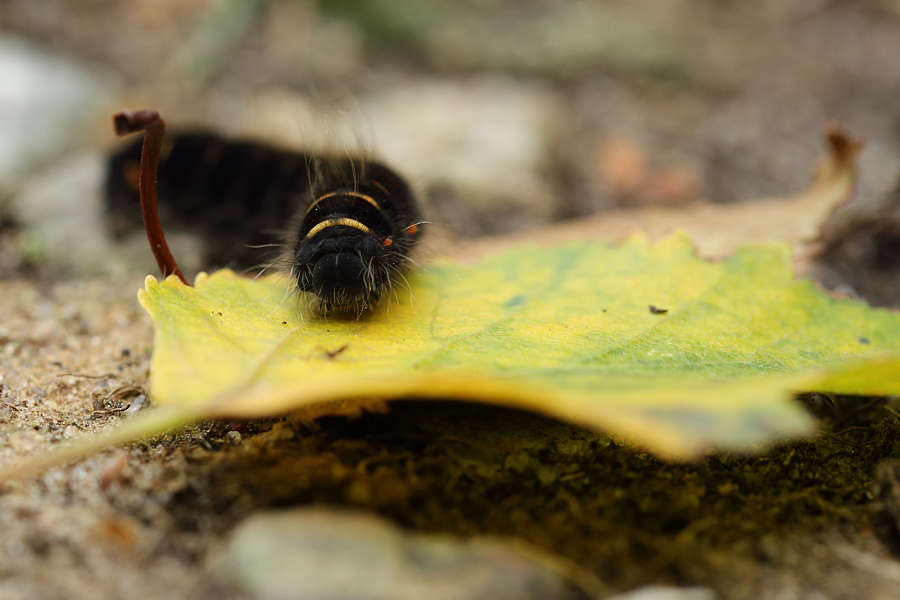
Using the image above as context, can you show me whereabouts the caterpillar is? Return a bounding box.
[105,131,425,314]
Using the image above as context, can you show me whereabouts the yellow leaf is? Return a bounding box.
[131,232,900,459]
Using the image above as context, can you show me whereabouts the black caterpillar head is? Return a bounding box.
[288,164,424,315]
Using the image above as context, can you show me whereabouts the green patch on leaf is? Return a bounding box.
[134,233,900,458]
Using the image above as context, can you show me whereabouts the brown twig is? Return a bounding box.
[112,109,189,285]
[54,373,117,380]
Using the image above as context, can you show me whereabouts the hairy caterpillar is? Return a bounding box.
[105,131,425,313]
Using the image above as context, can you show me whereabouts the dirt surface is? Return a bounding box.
[3,1,900,598]
[1,275,900,599]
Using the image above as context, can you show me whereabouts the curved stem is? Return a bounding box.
[113,109,189,285]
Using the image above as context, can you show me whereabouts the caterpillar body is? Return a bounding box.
[105,131,425,313]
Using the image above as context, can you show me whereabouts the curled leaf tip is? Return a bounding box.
[825,125,864,165]
[113,109,162,135]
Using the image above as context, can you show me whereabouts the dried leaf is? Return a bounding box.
[451,128,860,268]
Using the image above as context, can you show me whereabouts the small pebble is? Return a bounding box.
[209,507,577,600]
[125,394,146,414]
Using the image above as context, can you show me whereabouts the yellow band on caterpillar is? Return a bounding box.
[304,218,374,239]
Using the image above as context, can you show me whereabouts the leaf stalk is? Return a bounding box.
[113,109,189,285]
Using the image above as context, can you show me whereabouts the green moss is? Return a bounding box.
[159,398,899,596]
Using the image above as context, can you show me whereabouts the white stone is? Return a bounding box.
[0,35,117,192]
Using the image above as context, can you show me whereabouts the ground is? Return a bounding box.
[2,1,900,598]
[2,276,900,599]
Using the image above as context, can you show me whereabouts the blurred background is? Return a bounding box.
[1,0,899,299]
